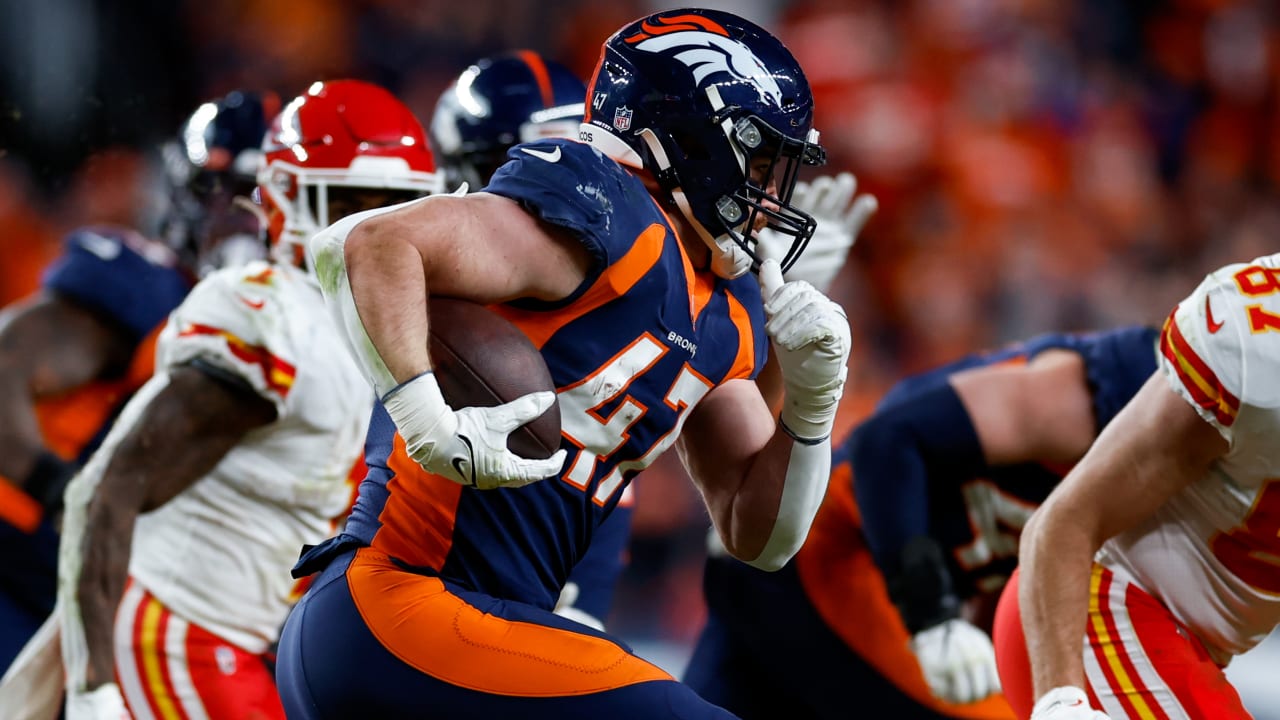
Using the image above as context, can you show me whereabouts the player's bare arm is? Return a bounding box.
[951,349,1098,466]
[69,365,276,690]
[1018,372,1226,703]
[679,259,850,571]
[312,191,583,490]
[678,378,795,560]
[339,192,592,384]
[0,295,133,503]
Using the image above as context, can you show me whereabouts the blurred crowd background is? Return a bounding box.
[2,0,1279,706]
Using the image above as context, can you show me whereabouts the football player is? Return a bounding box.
[685,324,1158,719]
[999,256,1280,719]
[428,50,630,632]
[277,8,851,718]
[0,90,273,674]
[430,49,877,636]
[13,80,442,720]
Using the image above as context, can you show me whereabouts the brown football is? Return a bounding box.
[427,297,561,459]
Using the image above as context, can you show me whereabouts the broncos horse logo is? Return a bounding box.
[625,13,785,107]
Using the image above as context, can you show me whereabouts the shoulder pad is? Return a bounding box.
[485,139,667,268]
[1160,254,1280,433]
[41,227,190,338]
[159,261,303,414]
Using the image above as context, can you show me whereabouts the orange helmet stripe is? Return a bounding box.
[624,13,730,43]
[516,49,555,109]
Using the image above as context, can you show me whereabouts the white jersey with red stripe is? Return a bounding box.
[102,260,371,654]
[1097,252,1280,664]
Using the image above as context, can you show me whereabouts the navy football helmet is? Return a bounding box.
[430,51,587,191]
[160,90,280,273]
[580,9,826,278]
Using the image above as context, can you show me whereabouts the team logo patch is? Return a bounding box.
[613,106,633,131]
[625,14,784,107]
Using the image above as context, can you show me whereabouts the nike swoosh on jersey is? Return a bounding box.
[1206,294,1225,334]
[239,295,266,310]
[521,146,562,163]
[79,232,122,261]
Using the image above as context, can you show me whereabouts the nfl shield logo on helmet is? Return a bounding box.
[613,106,633,132]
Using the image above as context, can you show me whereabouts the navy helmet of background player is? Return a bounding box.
[430,51,586,192]
[578,10,826,278]
[160,89,281,276]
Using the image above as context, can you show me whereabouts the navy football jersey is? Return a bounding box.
[859,326,1158,596]
[341,140,767,610]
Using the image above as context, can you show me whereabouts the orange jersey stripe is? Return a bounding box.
[647,194,715,326]
[348,547,672,696]
[723,289,758,381]
[370,433,464,569]
[624,13,730,43]
[516,49,555,109]
[1159,313,1239,426]
[177,323,297,398]
[493,223,666,350]
[0,478,42,533]
[37,323,163,460]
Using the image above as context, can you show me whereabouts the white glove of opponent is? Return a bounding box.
[758,259,851,441]
[1031,686,1111,720]
[66,683,130,720]
[382,372,567,490]
[911,618,1001,704]
[757,172,877,294]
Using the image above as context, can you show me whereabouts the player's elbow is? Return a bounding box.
[713,521,797,572]
[742,534,802,572]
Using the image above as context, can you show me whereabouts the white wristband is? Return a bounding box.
[1032,686,1092,718]
[382,372,457,458]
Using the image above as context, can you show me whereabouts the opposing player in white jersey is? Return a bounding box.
[994,254,1280,720]
[11,80,443,720]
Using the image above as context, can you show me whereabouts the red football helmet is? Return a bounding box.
[258,79,442,266]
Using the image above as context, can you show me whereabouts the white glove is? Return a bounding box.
[757,172,877,293]
[65,683,130,720]
[553,582,605,631]
[758,259,851,441]
[1031,686,1111,720]
[383,372,567,490]
[911,618,1001,704]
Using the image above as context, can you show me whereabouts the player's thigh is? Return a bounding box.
[1083,566,1251,720]
[280,547,736,719]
